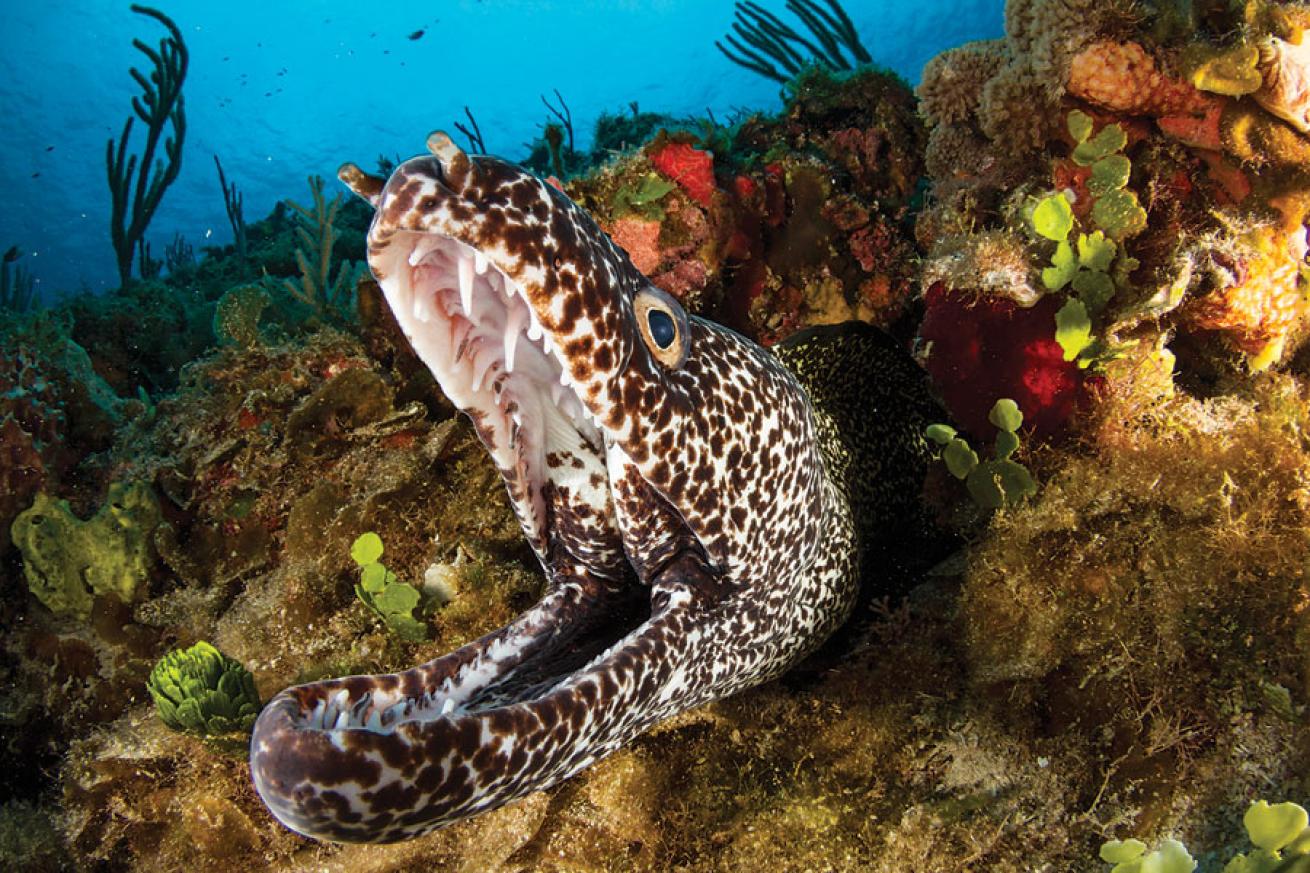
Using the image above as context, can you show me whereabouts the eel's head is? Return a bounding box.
[341,133,826,591]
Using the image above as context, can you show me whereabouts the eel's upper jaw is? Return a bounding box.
[370,227,607,558]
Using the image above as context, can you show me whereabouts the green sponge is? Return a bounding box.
[10,481,162,619]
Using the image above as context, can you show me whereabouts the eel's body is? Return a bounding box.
[249,133,938,842]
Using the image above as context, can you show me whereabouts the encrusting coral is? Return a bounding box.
[1178,222,1310,369]
[562,65,924,342]
[901,0,1310,866]
[1068,39,1218,117]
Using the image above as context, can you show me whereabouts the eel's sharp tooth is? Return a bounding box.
[474,251,488,274]
[504,302,527,372]
[458,254,475,317]
[408,235,439,266]
[383,701,407,725]
[441,698,456,715]
[527,313,543,342]
[504,332,520,374]
[472,351,494,393]
[413,289,435,323]
[365,709,383,731]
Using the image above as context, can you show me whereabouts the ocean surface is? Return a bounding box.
[0,0,1001,301]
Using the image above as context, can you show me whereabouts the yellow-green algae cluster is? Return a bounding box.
[10,480,161,619]
[147,641,261,737]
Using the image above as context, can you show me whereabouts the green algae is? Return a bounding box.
[350,532,429,641]
[147,641,261,736]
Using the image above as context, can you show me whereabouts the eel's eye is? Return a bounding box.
[648,310,675,348]
[634,285,690,369]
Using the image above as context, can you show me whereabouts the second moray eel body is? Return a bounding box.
[250,134,938,842]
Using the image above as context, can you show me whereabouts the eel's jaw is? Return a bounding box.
[249,576,659,842]
[372,226,614,568]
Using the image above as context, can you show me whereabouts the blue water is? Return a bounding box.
[0,0,1002,299]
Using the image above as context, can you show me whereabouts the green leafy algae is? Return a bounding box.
[925,400,1037,509]
[351,532,429,641]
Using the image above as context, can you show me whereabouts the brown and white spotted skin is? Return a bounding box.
[249,133,860,843]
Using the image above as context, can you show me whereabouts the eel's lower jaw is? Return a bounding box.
[374,230,608,555]
[249,574,656,842]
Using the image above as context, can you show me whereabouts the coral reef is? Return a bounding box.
[565,65,923,343]
[5,4,1310,868]
[915,0,1310,456]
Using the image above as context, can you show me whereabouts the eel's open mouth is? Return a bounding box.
[374,230,614,557]
[260,227,649,739]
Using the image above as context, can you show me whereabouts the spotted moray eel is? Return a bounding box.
[250,133,939,842]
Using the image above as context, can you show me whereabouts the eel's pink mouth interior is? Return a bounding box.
[377,231,610,548]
